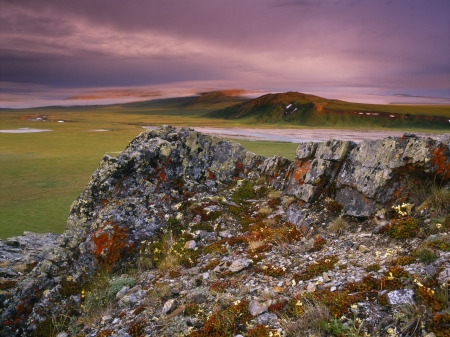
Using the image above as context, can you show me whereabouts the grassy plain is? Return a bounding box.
[0,103,299,239]
[0,96,448,239]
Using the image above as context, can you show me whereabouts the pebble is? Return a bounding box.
[229,258,252,273]
[248,300,267,316]
[387,289,415,305]
[184,240,196,249]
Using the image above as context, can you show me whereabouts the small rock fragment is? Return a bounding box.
[248,300,268,316]
[387,289,415,305]
[229,258,252,273]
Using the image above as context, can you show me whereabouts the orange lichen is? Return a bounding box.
[91,224,130,269]
[431,146,450,180]
[292,160,311,184]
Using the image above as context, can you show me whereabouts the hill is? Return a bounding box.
[208,91,450,130]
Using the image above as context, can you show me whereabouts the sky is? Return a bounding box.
[1,0,449,108]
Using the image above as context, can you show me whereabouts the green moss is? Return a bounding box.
[413,247,439,263]
[383,217,419,239]
[232,179,256,204]
[389,255,416,266]
[365,263,381,272]
[293,255,338,281]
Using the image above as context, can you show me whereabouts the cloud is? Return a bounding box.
[0,0,449,107]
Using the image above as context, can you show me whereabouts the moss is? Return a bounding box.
[204,241,227,255]
[167,217,184,236]
[232,179,256,204]
[326,199,343,213]
[33,317,57,337]
[132,305,147,315]
[427,237,450,251]
[183,303,200,316]
[96,330,114,337]
[247,324,273,337]
[128,319,146,337]
[413,247,438,263]
[293,255,338,281]
[382,217,419,239]
[385,266,410,279]
[389,255,416,266]
[268,301,286,313]
[209,279,238,293]
[201,258,221,272]
[190,223,214,231]
[365,263,381,272]
[428,313,450,337]
[267,197,281,209]
[310,235,327,252]
[190,299,252,337]
[59,276,82,297]
[256,264,286,277]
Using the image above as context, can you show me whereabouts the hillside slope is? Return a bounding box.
[208,92,450,130]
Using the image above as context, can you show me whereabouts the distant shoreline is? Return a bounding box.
[142,126,436,143]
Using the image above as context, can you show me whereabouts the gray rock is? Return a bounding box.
[438,266,450,284]
[248,300,267,316]
[387,289,415,305]
[184,240,196,249]
[257,313,278,325]
[424,265,437,278]
[229,258,252,273]
[162,299,177,314]
[115,286,130,300]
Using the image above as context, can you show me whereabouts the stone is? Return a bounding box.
[307,282,316,292]
[386,289,415,305]
[115,286,130,300]
[358,244,369,253]
[184,240,196,249]
[424,265,436,278]
[438,266,450,284]
[257,313,278,325]
[248,300,267,316]
[323,272,331,283]
[162,299,177,314]
[229,258,252,273]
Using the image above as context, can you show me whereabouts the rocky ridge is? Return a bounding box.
[1,125,450,337]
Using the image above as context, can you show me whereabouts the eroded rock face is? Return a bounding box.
[261,133,450,217]
[336,133,450,216]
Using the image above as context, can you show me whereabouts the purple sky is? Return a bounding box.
[1,0,449,108]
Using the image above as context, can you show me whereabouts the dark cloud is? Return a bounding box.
[0,0,449,106]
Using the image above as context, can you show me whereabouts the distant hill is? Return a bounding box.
[116,90,250,110]
[207,91,450,129]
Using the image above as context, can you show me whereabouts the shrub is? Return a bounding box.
[384,217,419,239]
[413,247,438,263]
[232,179,256,204]
[428,187,450,215]
[329,216,348,235]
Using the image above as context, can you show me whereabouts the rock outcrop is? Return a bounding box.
[264,133,450,217]
[1,126,449,336]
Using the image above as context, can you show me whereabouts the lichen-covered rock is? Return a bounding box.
[336,133,450,216]
[272,140,354,203]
